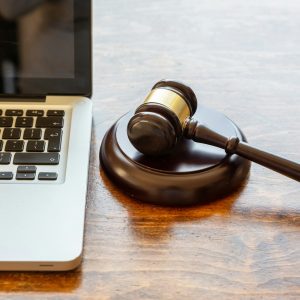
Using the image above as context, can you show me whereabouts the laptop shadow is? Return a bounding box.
[0,269,81,293]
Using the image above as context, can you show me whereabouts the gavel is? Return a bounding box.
[127,80,300,182]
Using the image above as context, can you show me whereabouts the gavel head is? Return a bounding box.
[127,80,197,156]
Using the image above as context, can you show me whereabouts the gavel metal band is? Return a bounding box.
[143,88,191,126]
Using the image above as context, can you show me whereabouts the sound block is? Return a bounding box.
[100,107,251,206]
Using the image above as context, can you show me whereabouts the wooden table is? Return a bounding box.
[1,0,300,298]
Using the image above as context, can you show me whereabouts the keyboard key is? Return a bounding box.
[36,117,64,128]
[16,173,35,180]
[0,153,11,164]
[26,110,44,116]
[45,129,62,152]
[5,140,24,152]
[14,153,60,165]
[48,137,62,152]
[27,140,45,152]
[23,129,42,140]
[17,166,37,173]
[38,172,58,181]
[47,110,65,117]
[0,117,13,127]
[15,117,34,128]
[5,110,23,116]
[44,128,62,140]
[0,172,13,180]
[2,128,21,139]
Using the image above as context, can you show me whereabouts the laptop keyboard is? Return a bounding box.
[0,109,65,182]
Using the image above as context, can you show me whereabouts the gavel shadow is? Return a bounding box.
[100,169,243,241]
[101,169,300,242]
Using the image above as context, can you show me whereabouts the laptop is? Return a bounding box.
[0,0,92,271]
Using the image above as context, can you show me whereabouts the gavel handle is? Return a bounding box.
[185,120,300,182]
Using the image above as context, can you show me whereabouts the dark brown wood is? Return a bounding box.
[186,119,300,181]
[100,107,250,206]
[1,0,300,299]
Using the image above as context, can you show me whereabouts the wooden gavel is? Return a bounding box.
[127,80,300,182]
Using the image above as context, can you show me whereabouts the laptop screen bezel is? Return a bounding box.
[0,0,92,98]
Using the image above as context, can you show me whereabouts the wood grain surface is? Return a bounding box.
[1,0,300,299]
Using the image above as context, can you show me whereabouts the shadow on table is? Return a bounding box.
[0,268,81,293]
[100,168,300,242]
[100,168,248,241]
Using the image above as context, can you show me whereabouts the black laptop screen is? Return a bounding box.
[0,0,91,96]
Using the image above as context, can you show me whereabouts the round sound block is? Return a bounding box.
[100,107,251,206]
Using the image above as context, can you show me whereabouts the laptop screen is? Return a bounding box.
[0,0,91,96]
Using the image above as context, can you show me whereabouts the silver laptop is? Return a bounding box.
[0,0,92,271]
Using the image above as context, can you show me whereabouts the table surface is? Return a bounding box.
[1,0,300,299]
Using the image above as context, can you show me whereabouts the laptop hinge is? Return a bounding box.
[0,95,46,102]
